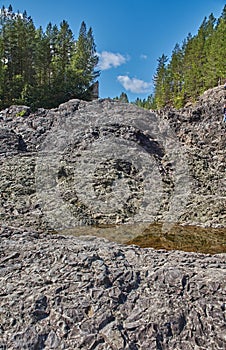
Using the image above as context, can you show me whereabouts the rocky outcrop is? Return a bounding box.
[0,86,225,232]
[159,86,225,227]
[0,227,225,350]
[0,87,225,349]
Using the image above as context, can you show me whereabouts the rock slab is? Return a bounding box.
[0,228,225,349]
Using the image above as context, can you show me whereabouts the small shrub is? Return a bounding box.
[16,110,27,117]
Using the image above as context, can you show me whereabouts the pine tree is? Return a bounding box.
[153,54,169,108]
[55,21,74,80]
[183,16,216,100]
[71,21,100,99]
[0,33,5,104]
[133,94,156,109]
[205,7,226,87]
[167,43,184,108]
[150,7,225,109]
[183,33,198,101]
[118,92,129,103]
[0,7,36,105]
[0,7,100,108]
[48,20,75,105]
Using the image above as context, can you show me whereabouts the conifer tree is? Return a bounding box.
[153,54,169,108]
[133,94,156,109]
[0,6,100,109]
[167,43,184,108]
[139,7,225,110]
[118,92,129,103]
[205,7,226,87]
[49,20,75,105]
[71,21,99,99]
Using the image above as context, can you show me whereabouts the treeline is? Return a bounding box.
[136,6,226,110]
[115,92,156,109]
[0,5,99,109]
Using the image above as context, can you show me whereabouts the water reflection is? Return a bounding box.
[51,222,226,254]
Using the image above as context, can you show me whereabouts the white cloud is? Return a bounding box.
[140,54,148,60]
[117,75,151,94]
[97,51,128,70]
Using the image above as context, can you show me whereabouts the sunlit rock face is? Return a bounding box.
[0,227,225,350]
[0,87,225,349]
[0,85,225,233]
[158,85,225,228]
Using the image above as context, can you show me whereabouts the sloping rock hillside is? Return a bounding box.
[0,86,225,349]
[159,85,225,227]
[0,227,225,350]
[0,86,225,231]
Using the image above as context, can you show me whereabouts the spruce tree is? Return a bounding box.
[153,54,169,108]
[205,7,226,87]
[0,7,100,109]
[167,43,184,108]
[118,92,129,103]
[71,21,99,99]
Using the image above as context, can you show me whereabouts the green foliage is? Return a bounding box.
[70,21,100,100]
[0,5,100,109]
[133,94,156,110]
[16,109,27,117]
[114,92,129,103]
[153,54,169,108]
[151,7,226,109]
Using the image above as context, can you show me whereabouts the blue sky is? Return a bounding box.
[3,0,225,101]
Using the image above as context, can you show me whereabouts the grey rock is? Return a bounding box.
[0,86,225,232]
[0,228,225,349]
[0,86,225,348]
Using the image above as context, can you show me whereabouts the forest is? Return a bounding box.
[0,5,99,109]
[133,5,226,110]
[0,5,225,110]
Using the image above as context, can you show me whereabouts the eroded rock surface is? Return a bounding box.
[0,227,225,350]
[160,85,226,227]
[0,86,225,232]
[0,88,225,349]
